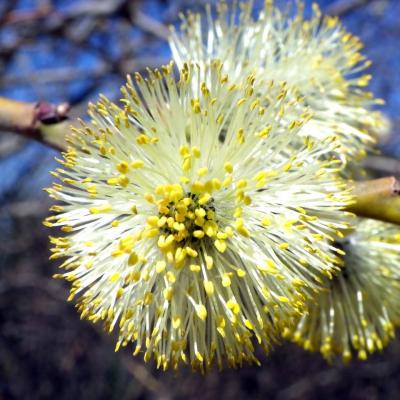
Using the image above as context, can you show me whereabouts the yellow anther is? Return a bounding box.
[49,205,64,212]
[175,247,187,264]
[223,175,233,187]
[62,178,76,185]
[195,351,204,362]
[193,230,205,239]
[131,205,138,214]
[195,208,206,217]
[266,259,276,269]
[190,264,201,272]
[197,167,208,177]
[357,75,371,87]
[186,247,198,258]
[292,278,305,287]
[117,161,129,173]
[278,243,289,250]
[157,216,167,227]
[255,125,272,138]
[89,203,112,214]
[233,207,242,218]
[191,98,201,114]
[236,98,247,107]
[261,217,271,226]
[131,160,144,168]
[147,216,159,227]
[198,193,211,205]
[157,235,167,250]
[144,292,153,305]
[252,171,267,181]
[191,180,205,192]
[86,184,97,194]
[182,197,192,206]
[216,231,228,239]
[258,261,276,274]
[276,296,290,303]
[222,273,232,287]
[236,268,246,277]
[244,320,253,330]
[250,99,260,110]
[174,213,185,223]
[205,255,214,270]
[128,252,139,266]
[196,304,207,320]
[235,218,250,237]
[116,288,124,299]
[166,271,176,283]
[236,190,245,202]
[173,221,185,232]
[204,220,218,237]
[224,162,233,173]
[237,128,245,144]
[243,196,252,205]
[256,178,267,188]
[136,134,150,145]
[214,239,227,253]
[141,269,150,281]
[172,316,181,329]
[155,260,166,273]
[155,184,166,195]
[226,299,240,314]
[179,176,190,184]
[163,287,174,301]
[109,272,120,282]
[358,350,367,360]
[144,193,156,203]
[283,162,292,172]
[182,157,192,172]
[203,280,214,296]
[236,179,247,189]
[60,226,73,232]
[118,174,129,187]
[212,178,222,190]
[192,146,201,158]
[143,228,159,238]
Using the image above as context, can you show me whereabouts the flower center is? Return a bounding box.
[158,191,216,240]
[145,182,233,269]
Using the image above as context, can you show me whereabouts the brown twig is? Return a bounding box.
[347,177,400,224]
[0,96,70,149]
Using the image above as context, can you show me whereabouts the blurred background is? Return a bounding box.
[0,0,400,399]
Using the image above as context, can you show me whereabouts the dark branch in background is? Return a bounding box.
[362,155,400,176]
[0,0,170,102]
[131,10,171,40]
[327,0,373,16]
